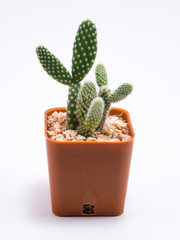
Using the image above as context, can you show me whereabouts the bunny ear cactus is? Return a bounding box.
[95,64,133,132]
[36,20,133,138]
[36,19,97,130]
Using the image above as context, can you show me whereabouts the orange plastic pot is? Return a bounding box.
[45,107,135,216]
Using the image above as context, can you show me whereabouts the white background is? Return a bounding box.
[0,0,180,239]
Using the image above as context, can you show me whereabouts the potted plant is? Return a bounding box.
[36,19,135,216]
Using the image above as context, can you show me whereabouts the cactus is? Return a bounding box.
[36,19,97,130]
[36,20,133,138]
[95,64,133,132]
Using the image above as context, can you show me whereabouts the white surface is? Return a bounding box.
[0,0,180,239]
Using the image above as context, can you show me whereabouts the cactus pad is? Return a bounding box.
[110,83,133,103]
[95,64,108,87]
[36,46,72,86]
[85,97,104,131]
[96,86,111,132]
[72,20,97,83]
[77,81,97,125]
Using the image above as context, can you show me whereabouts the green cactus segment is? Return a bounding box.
[71,20,97,83]
[77,81,97,125]
[77,125,95,138]
[66,83,81,129]
[110,83,133,103]
[96,86,111,132]
[78,97,104,138]
[36,46,72,86]
[95,64,108,87]
[85,97,104,131]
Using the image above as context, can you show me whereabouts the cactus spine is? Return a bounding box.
[95,64,133,132]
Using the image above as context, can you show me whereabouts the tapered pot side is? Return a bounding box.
[45,107,135,216]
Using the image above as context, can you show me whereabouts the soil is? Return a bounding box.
[47,111,132,142]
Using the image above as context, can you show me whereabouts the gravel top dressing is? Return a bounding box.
[47,111,132,142]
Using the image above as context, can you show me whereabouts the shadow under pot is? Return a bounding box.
[45,107,135,216]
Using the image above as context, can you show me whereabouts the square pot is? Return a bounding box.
[45,107,135,216]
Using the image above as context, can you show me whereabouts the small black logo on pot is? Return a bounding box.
[83,204,95,214]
